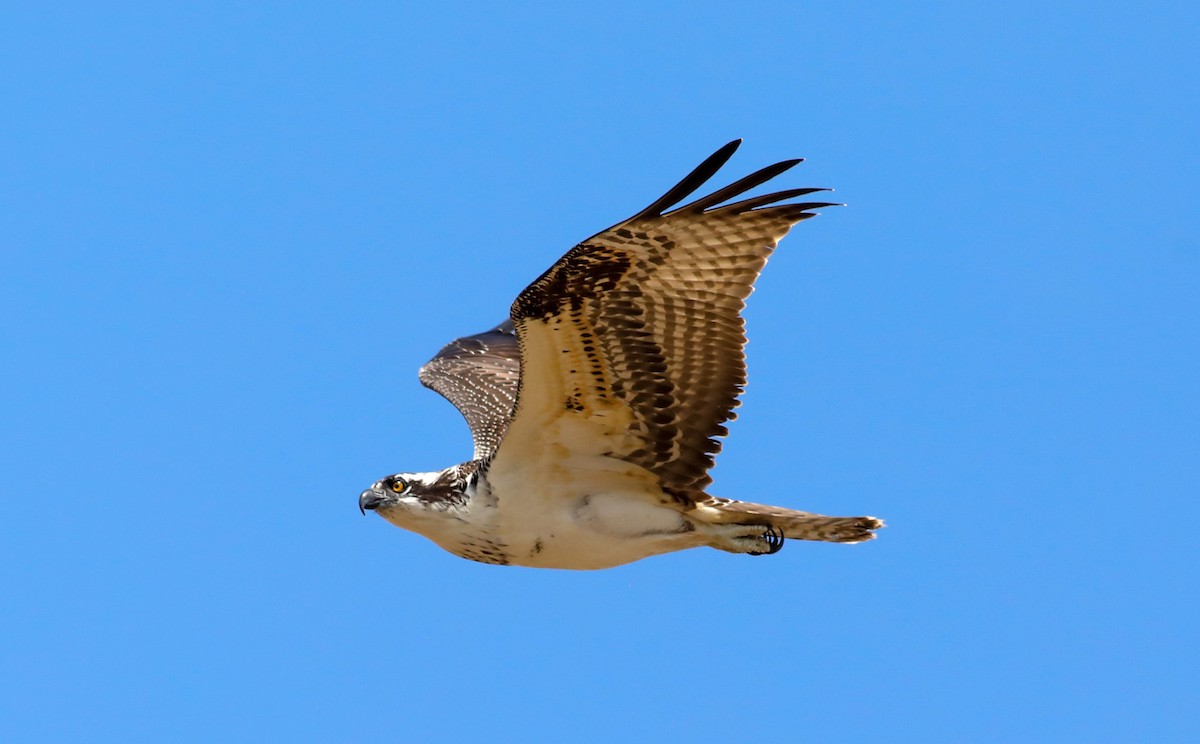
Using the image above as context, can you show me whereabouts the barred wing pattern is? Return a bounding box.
[418,321,521,460]
[501,141,836,498]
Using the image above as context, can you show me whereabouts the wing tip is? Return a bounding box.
[632,140,746,220]
[633,141,836,220]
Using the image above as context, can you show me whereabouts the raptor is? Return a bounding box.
[359,141,883,569]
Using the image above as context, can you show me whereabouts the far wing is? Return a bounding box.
[418,321,521,460]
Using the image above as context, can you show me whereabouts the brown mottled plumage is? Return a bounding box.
[418,322,520,461]
[360,141,883,569]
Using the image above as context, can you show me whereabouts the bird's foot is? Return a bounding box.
[709,523,787,556]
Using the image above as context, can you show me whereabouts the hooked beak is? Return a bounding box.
[359,487,386,515]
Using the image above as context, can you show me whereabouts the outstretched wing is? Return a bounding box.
[418,320,521,460]
[494,140,836,499]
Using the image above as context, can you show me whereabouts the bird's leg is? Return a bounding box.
[705,523,786,556]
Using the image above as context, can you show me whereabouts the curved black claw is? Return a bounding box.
[763,525,785,554]
[748,525,786,556]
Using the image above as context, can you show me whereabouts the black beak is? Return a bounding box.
[359,488,386,515]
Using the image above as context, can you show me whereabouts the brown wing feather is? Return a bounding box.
[505,141,836,496]
[419,323,520,460]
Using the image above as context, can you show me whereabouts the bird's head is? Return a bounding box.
[359,469,466,520]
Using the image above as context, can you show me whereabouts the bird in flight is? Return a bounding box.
[359,140,883,569]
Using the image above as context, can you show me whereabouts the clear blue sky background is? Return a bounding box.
[2,2,1197,741]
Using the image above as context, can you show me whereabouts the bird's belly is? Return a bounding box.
[482,488,701,570]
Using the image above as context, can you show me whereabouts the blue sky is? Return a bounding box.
[2,2,1197,741]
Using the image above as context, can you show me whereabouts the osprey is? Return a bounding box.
[359,140,883,569]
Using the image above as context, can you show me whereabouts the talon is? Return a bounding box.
[748,525,785,555]
[764,525,785,554]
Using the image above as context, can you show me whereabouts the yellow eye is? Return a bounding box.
[389,478,406,494]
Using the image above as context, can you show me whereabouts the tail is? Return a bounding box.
[695,497,884,544]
